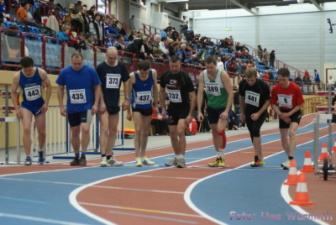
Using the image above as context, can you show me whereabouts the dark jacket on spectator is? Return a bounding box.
[125,39,152,59]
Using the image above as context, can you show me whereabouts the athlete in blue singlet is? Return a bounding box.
[56,52,101,166]
[11,57,52,165]
[126,60,158,166]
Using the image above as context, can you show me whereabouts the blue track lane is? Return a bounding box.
[0,122,331,225]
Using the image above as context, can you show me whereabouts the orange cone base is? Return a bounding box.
[318,153,329,161]
[290,200,313,206]
[300,166,314,173]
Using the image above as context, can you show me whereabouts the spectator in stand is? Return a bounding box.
[169,41,179,58]
[177,43,188,63]
[46,10,59,33]
[328,75,335,90]
[170,28,179,41]
[16,1,31,22]
[159,37,169,59]
[125,35,153,60]
[314,69,321,91]
[227,58,238,76]
[303,71,312,93]
[57,24,71,41]
[241,48,252,59]
[90,13,104,46]
[105,18,119,37]
[262,69,269,83]
[257,45,263,61]
[80,5,90,34]
[86,5,96,21]
[294,74,303,87]
[0,0,6,20]
[113,34,126,51]
[217,57,224,70]
[268,69,275,85]
[270,50,275,67]
[242,44,249,52]
[237,59,245,76]
[151,34,164,59]
[180,21,188,34]
[235,42,243,52]
[184,27,194,43]
[128,15,135,30]
[128,30,136,42]
[262,48,269,66]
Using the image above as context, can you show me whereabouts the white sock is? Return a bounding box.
[179,154,184,159]
[217,149,224,157]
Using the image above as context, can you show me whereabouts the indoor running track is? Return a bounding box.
[0,114,335,225]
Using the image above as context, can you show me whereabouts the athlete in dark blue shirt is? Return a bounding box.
[11,57,52,165]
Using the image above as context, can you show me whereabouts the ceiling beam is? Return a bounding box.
[309,0,323,10]
[230,0,258,15]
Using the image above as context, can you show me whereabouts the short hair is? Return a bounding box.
[71,51,83,60]
[61,24,70,32]
[277,67,290,77]
[244,68,258,78]
[20,57,34,68]
[205,55,217,65]
[170,55,180,63]
[138,60,150,71]
[161,37,167,42]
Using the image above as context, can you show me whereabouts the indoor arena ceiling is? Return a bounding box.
[163,0,335,13]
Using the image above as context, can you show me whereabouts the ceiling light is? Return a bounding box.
[163,0,189,3]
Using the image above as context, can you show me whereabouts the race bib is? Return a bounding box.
[70,89,86,104]
[278,94,292,108]
[24,85,41,101]
[106,74,121,89]
[136,91,152,104]
[205,83,220,96]
[245,91,260,107]
[167,89,182,103]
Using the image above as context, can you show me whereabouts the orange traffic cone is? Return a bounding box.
[290,173,313,206]
[318,142,329,160]
[300,151,315,173]
[283,159,298,185]
[333,138,336,153]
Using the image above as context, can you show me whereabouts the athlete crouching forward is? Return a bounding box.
[197,55,233,168]
[126,60,158,166]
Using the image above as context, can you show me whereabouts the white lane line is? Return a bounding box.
[183,127,330,225]
[108,210,198,224]
[0,212,89,225]
[79,202,203,218]
[0,196,45,204]
[131,174,199,180]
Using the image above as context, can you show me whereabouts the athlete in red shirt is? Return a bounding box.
[270,68,304,169]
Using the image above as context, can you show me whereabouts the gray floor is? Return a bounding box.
[0,120,280,165]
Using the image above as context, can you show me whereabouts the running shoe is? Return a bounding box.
[25,156,32,166]
[107,158,123,166]
[38,151,45,165]
[70,157,80,166]
[208,157,226,168]
[135,158,142,167]
[176,158,186,168]
[251,160,265,167]
[142,157,155,165]
[100,156,107,167]
[281,160,291,170]
[79,156,87,166]
[165,157,178,166]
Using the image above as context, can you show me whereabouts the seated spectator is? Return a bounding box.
[176,43,188,63]
[113,34,126,50]
[185,54,199,65]
[159,37,169,59]
[235,42,242,52]
[105,18,118,37]
[170,28,179,41]
[125,35,152,59]
[151,34,164,59]
[184,27,194,43]
[46,10,60,33]
[57,24,71,41]
[262,70,269,82]
[16,1,31,22]
[217,57,224,70]
[227,58,238,76]
[294,74,303,86]
[128,29,136,42]
[169,41,179,58]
